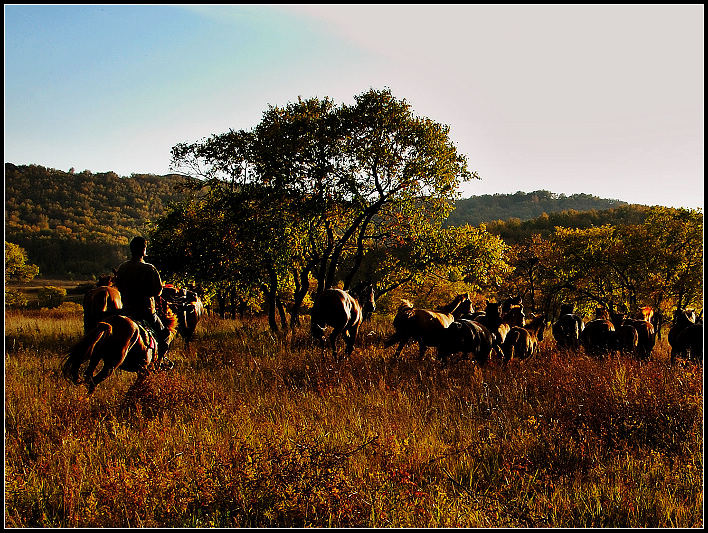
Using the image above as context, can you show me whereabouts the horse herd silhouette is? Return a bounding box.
[62,279,703,394]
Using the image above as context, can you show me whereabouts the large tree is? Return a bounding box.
[156,89,508,331]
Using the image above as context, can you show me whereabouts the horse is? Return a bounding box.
[384,293,470,360]
[436,319,497,367]
[552,303,584,351]
[608,308,656,360]
[503,305,526,327]
[62,315,163,394]
[82,275,122,334]
[310,284,376,358]
[161,285,205,347]
[473,301,512,349]
[500,313,548,363]
[669,309,703,365]
[580,317,616,358]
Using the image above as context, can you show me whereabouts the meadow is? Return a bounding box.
[4,305,704,527]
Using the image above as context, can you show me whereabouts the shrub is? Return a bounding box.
[37,286,67,309]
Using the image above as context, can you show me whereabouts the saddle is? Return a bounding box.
[134,320,159,356]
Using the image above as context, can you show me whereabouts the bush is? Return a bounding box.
[37,286,67,309]
[5,288,29,309]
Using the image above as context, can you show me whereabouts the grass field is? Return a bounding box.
[4,306,704,527]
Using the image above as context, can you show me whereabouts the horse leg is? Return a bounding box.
[329,326,345,359]
[345,325,360,355]
[85,364,118,394]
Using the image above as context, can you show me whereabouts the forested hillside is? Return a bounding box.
[445,190,627,227]
[5,163,190,277]
[477,205,655,244]
[5,163,653,278]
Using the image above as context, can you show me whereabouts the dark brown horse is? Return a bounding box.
[311,284,376,358]
[552,302,584,350]
[161,285,205,347]
[384,293,470,360]
[669,309,703,365]
[501,313,547,363]
[473,301,512,348]
[580,316,616,358]
[613,308,656,360]
[437,318,498,367]
[82,275,122,334]
[62,315,162,393]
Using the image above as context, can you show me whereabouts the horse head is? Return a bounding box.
[559,302,575,315]
[96,274,114,287]
[485,301,502,319]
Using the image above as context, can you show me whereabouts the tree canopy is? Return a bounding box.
[152,88,510,330]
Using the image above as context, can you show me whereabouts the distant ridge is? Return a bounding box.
[4,163,662,277]
[445,190,628,227]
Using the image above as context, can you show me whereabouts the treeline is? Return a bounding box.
[5,163,190,277]
[445,190,627,227]
[1,163,667,278]
[479,204,655,244]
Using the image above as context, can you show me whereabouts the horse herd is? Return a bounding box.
[62,280,702,394]
[309,285,704,369]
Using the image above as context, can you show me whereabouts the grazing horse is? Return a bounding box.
[82,275,122,334]
[384,293,470,360]
[669,309,703,365]
[162,285,205,347]
[552,303,584,350]
[437,319,497,367]
[62,315,162,394]
[501,313,548,363]
[311,284,376,358]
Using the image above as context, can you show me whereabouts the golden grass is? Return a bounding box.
[4,309,703,527]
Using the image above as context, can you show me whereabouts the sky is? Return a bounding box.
[4,4,704,209]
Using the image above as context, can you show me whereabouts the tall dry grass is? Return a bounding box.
[4,308,703,527]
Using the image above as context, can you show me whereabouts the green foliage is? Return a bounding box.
[162,89,491,331]
[5,288,29,309]
[5,163,191,276]
[476,204,655,244]
[36,286,67,309]
[446,190,627,228]
[501,207,703,317]
[5,241,40,281]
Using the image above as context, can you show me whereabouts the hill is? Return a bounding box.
[4,163,652,278]
[445,190,628,227]
[5,163,191,278]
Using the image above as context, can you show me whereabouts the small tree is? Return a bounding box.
[5,242,40,282]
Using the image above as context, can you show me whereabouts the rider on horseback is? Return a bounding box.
[113,236,172,361]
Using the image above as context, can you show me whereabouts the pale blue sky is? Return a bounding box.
[4,4,704,209]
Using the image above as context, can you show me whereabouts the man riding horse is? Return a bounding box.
[113,236,172,360]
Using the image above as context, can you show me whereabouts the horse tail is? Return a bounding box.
[62,322,110,384]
